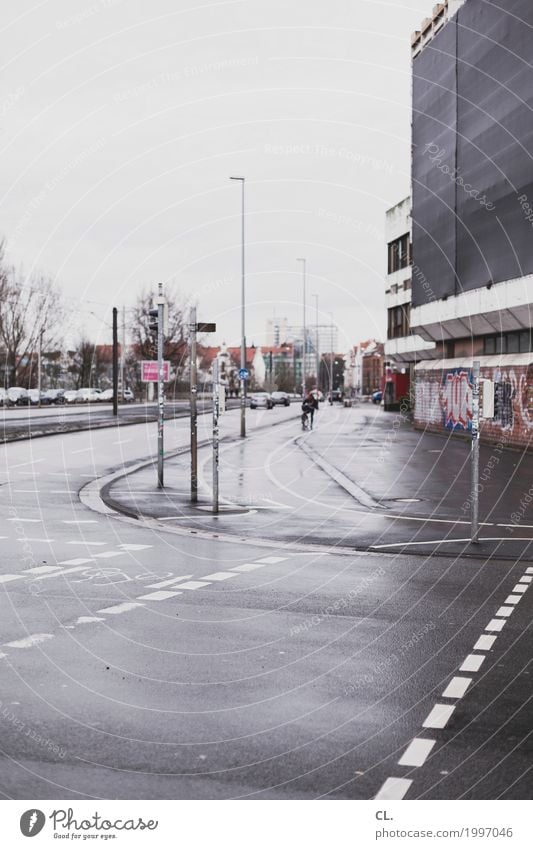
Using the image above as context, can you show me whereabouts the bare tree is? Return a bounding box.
[130,287,190,395]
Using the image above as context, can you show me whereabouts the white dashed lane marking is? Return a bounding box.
[66,541,106,547]
[486,618,506,632]
[118,544,152,551]
[93,551,124,559]
[512,584,528,594]
[97,602,144,615]
[24,566,62,575]
[5,633,53,649]
[474,634,497,651]
[496,606,515,618]
[203,572,238,581]
[256,556,287,564]
[58,558,95,566]
[460,654,485,673]
[398,739,435,767]
[0,574,23,584]
[505,594,522,605]
[422,704,456,729]
[34,565,89,580]
[146,575,193,589]
[62,520,97,525]
[137,590,183,601]
[231,563,265,573]
[442,677,472,699]
[7,518,42,523]
[374,777,413,800]
[174,581,212,590]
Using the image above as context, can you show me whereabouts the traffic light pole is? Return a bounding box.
[112,307,118,418]
[212,358,220,514]
[157,286,164,489]
[470,360,480,544]
[190,307,198,503]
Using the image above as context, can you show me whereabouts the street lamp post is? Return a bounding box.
[230,176,246,438]
[328,311,334,399]
[297,258,306,397]
[312,293,320,392]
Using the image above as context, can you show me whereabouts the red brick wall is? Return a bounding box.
[414,363,533,450]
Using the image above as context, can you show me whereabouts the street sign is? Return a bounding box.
[141,360,170,382]
[239,368,249,380]
[196,322,217,333]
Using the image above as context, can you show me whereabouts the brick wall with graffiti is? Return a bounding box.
[413,357,533,450]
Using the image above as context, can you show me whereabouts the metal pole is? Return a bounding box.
[230,176,246,437]
[157,284,164,489]
[112,307,118,418]
[470,359,480,543]
[190,306,198,502]
[37,327,42,407]
[212,358,220,513]
[313,294,319,391]
[120,305,126,402]
[329,312,334,398]
[297,258,306,396]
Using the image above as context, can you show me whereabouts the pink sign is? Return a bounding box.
[141,360,170,382]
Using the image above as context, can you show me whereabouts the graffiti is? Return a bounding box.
[513,370,533,430]
[443,369,472,429]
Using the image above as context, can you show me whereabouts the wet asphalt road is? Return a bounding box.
[0,407,531,799]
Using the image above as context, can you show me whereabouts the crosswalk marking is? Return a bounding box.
[256,556,287,564]
[202,572,238,581]
[173,581,211,590]
[230,563,265,573]
[146,575,193,589]
[58,558,95,566]
[97,602,144,615]
[137,590,183,601]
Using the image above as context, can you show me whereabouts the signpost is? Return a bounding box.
[189,316,216,503]
[141,360,169,382]
[212,358,220,514]
[156,286,165,489]
[239,367,249,381]
[470,360,481,544]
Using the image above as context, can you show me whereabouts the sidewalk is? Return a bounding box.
[102,403,533,560]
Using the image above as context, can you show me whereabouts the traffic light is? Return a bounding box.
[148,307,159,339]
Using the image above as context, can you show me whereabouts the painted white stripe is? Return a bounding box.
[34,565,89,580]
[474,634,497,651]
[117,544,152,551]
[486,618,506,632]
[460,654,485,673]
[75,616,105,625]
[496,606,514,618]
[7,518,42,523]
[146,575,193,589]
[66,541,106,546]
[0,574,22,584]
[442,677,472,699]
[23,566,62,575]
[113,439,132,445]
[9,458,46,469]
[93,551,123,559]
[512,584,528,594]
[97,602,144,615]
[526,568,533,575]
[505,595,522,605]
[518,576,532,584]
[62,520,97,524]
[372,538,471,549]
[173,581,211,590]
[202,572,238,581]
[17,538,54,543]
[375,777,413,800]
[51,490,77,494]
[256,556,287,564]
[5,633,53,649]
[231,563,265,573]
[137,590,183,601]
[71,447,94,454]
[422,703,455,729]
[398,738,436,767]
[58,558,95,566]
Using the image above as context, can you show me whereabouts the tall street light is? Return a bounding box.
[230,176,246,438]
[312,293,320,391]
[297,258,306,397]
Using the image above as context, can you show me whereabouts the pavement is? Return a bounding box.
[0,404,531,800]
[105,402,533,561]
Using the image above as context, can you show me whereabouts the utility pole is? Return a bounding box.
[230,176,246,437]
[297,258,307,396]
[157,284,165,488]
[37,327,43,408]
[120,305,126,402]
[329,311,334,399]
[190,306,198,503]
[313,293,319,391]
[470,360,481,544]
[112,307,118,418]
[212,358,220,514]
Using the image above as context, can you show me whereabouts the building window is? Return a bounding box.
[387,233,411,273]
[483,330,532,355]
[387,304,411,339]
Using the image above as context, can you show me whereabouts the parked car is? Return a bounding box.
[372,390,383,404]
[330,389,344,402]
[123,388,135,402]
[44,389,65,404]
[28,389,53,405]
[76,388,102,403]
[7,387,30,406]
[270,391,291,407]
[63,390,78,404]
[0,388,7,407]
[99,388,114,402]
[250,392,273,410]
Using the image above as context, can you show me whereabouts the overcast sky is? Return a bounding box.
[1,0,431,350]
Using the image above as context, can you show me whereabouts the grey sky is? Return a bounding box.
[1,0,430,350]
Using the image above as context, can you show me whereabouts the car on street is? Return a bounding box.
[123,388,135,402]
[28,389,53,405]
[63,390,78,404]
[330,388,344,402]
[44,389,65,404]
[372,390,383,404]
[0,388,7,406]
[7,387,30,406]
[249,392,273,409]
[99,388,114,402]
[270,391,291,407]
[76,387,102,403]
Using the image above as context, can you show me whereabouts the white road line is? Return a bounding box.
[75,616,105,625]
[422,704,456,729]
[9,458,46,469]
[146,575,193,589]
[173,581,211,590]
[374,777,413,800]
[372,538,472,549]
[256,556,287,564]
[113,439,132,445]
[486,618,506,632]
[442,677,472,699]
[398,738,436,767]
[66,541,106,546]
[505,595,522,605]
[518,576,532,585]
[460,654,485,673]
[34,565,89,580]
[71,447,94,454]
[97,602,144,615]
[0,574,23,584]
[23,566,62,575]
[7,518,42,523]
[58,558,95,566]
[63,520,97,524]
[495,606,514,618]
[50,490,77,494]
[474,634,497,651]
[512,584,528,594]
[17,538,54,543]
[137,590,183,601]
[230,563,265,573]
[526,568,533,575]
[93,551,123,559]
[202,572,239,581]
[5,633,53,649]
[117,544,153,551]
